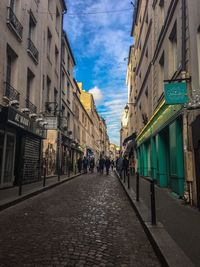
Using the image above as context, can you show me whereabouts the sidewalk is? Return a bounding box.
[0,172,82,211]
[116,171,199,266]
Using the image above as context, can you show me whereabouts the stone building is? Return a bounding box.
[0,0,67,188]
[127,0,200,207]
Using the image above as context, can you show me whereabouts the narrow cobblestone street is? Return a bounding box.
[0,172,160,267]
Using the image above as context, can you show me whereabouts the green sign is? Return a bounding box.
[164,82,188,104]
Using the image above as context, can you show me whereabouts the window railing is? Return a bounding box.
[45,102,58,115]
[26,98,37,114]
[7,7,23,40]
[27,38,39,63]
[4,82,20,101]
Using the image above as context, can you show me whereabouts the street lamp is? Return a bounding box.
[124,102,135,115]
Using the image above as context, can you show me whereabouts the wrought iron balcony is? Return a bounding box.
[26,98,37,114]
[27,38,39,63]
[3,82,20,101]
[45,102,58,115]
[7,7,23,40]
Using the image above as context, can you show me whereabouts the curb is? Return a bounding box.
[0,173,82,212]
[115,171,194,267]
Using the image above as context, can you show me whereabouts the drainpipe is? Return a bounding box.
[57,9,67,181]
[182,0,193,205]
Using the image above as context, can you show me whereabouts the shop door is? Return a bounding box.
[192,115,200,208]
[0,133,16,187]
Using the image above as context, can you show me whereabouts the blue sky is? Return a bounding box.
[63,0,133,145]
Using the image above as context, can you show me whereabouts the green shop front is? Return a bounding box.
[137,100,185,197]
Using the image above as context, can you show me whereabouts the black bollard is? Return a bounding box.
[136,172,139,202]
[150,179,156,225]
[43,166,46,187]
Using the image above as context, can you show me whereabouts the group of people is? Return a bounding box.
[116,154,135,177]
[77,155,115,175]
[77,154,135,177]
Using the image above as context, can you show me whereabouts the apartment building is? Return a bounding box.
[78,82,110,159]
[127,0,191,200]
[126,0,200,207]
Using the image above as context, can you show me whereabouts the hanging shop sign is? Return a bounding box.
[164,82,189,104]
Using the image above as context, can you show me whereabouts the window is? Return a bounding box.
[26,68,34,101]
[159,52,165,95]
[56,7,60,34]
[159,0,164,26]
[169,22,177,75]
[46,76,51,102]
[47,28,52,58]
[29,11,36,40]
[54,88,58,104]
[6,45,18,86]
[67,81,70,100]
[55,46,59,71]
[10,0,15,11]
[67,54,70,75]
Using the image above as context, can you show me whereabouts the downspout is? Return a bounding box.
[57,9,67,180]
[181,0,193,205]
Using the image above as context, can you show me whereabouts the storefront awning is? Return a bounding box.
[123,132,136,146]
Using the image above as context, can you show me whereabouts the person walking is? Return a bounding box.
[105,157,111,175]
[116,155,123,179]
[99,156,105,174]
[83,156,88,173]
[129,154,135,175]
[89,157,95,173]
[111,159,114,171]
[77,156,82,173]
[123,155,129,178]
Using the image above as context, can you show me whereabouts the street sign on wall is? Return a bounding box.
[164,82,189,104]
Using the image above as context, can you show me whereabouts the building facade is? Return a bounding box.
[126,0,197,203]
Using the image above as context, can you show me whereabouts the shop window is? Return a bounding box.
[3,134,15,184]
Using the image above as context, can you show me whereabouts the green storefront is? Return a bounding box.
[136,100,185,196]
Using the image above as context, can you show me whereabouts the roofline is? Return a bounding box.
[60,0,67,12]
[63,31,76,66]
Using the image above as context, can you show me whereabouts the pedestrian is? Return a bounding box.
[89,157,95,173]
[129,154,135,175]
[116,155,123,179]
[111,159,114,171]
[99,156,105,174]
[77,156,82,173]
[96,159,100,172]
[105,157,111,175]
[123,155,129,178]
[82,156,88,173]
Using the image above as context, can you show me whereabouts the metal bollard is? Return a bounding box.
[127,170,130,189]
[136,172,139,202]
[150,179,156,225]
[43,166,46,187]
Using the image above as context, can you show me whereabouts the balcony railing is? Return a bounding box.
[7,7,23,40]
[45,102,58,115]
[26,98,37,114]
[3,82,20,101]
[27,38,39,63]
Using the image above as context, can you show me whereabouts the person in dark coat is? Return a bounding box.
[77,157,82,173]
[111,160,114,171]
[99,156,105,174]
[123,155,129,177]
[105,157,111,175]
[89,157,95,173]
[83,156,88,173]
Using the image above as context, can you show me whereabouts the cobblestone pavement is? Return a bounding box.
[0,171,160,267]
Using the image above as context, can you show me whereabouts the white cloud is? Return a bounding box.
[89,86,103,104]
